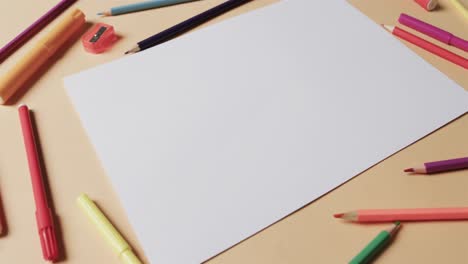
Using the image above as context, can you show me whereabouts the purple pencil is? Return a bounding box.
[0,0,77,63]
[399,13,468,52]
[405,157,468,174]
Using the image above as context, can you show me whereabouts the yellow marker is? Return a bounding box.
[451,0,468,20]
[77,194,143,264]
[0,9,85,104]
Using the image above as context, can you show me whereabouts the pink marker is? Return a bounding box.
[399,13,468,52]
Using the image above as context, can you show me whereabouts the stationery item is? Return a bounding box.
[399,13,468,52]
[65,0,468,263]
[18,105,59,262]
[383,25,468,69]
[98,0,198,16]
[0,0,77,63]
[125,0,252,54]
[82,23,117,54]
[415,0,438,11]
[334,207,468,222]
[404,157,468,174]
[0,200,4,235]
[77,194,142,264]
[349,222,401,264]
[450,0,468,20]
[0,9,85,104]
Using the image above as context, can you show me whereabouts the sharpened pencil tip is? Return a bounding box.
[97,11,109,17]
[382,25,395,32]
[125,46,141,55]
[404,168,414,172]
[333,213,344,218]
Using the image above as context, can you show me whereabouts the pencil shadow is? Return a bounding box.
[5,22,91,105]
[0,182,8,237]
[113,34,123,50]
[432,4,445,11]
[29,110,67,262]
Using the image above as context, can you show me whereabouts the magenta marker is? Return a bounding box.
[405,157,468,174]
[399,13,468,52]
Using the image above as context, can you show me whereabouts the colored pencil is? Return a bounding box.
[399,13,468,52]
[334,207,468,222]
[405,157,468,174]
[98,0,198,17]
[18,105,59,261]
[349,222,401,264]
[383,25,468,69]
[125,0,253,54]
[450,0,468,20]
[0,0,77,63]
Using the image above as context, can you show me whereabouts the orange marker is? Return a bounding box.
[334,207,468,222]
[0,9,85,104]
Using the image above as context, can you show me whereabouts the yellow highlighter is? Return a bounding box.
[77,194,143,264]
[0,9,85,104]
[451,0,468,20]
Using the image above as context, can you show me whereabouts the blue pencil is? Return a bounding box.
[98,0,199,16]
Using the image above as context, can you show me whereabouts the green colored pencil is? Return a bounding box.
[349,222,401,264]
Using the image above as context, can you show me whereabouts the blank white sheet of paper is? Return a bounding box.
[64,0,467,263]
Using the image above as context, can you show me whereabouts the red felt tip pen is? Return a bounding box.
[383,25,468,69]
[18,105,59,262]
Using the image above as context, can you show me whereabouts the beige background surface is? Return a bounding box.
[0,0,467,263]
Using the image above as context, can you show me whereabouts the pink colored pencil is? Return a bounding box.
[405,157,468,174]
[334,207,468,222]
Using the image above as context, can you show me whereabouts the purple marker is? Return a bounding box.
[0,0,77,63]
[399,13,468,52]
[405,157,468,174]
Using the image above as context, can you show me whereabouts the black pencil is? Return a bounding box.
[125,0,253,54]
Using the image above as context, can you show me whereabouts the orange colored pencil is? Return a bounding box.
[334,207,468,222]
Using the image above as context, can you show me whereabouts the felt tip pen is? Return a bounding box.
[77,194,143,264]
[0,9,85,104]
[383,25,468,69]
[18,105,59,261]
[398,13,468,52]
